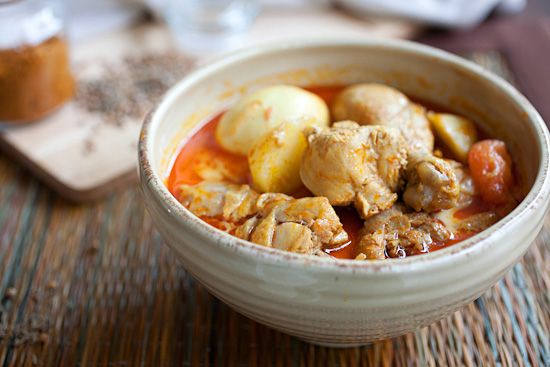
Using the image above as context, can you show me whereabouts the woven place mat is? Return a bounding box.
[0,53,548,366]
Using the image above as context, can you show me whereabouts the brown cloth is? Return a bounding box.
[418,0,550,125]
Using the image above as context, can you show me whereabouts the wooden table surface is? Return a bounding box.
[1,27,549,367]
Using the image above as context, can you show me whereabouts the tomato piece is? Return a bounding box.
[468,140,513,204]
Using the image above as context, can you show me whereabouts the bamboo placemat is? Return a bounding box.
[0,53,548,366]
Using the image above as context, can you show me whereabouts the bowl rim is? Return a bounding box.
[138,38,550,274]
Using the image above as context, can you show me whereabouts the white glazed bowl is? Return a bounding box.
[138,40,550,347]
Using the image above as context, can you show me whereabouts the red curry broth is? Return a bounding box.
[167,85,511,259]
[168,114,249,191]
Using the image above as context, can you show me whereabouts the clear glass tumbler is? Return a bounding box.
[165,0,260,55]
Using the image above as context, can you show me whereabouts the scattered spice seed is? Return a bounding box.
[76,51,195,127]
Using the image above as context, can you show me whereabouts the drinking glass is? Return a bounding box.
[165,0,260,55]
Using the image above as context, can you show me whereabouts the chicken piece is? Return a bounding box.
[331,84,434,152]
[447,160,477,207]
[300,121,408,219]
[235,196,348,254]
[358,205,452,260]
[358,206,407,260]
[178,183,261,222]
[435,161,504,235]
[331,84,464,211]
[403,151,460,212]
[456,212,499,233]
[178,182,348,255]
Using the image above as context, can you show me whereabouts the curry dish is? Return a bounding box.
[168,84,519,260]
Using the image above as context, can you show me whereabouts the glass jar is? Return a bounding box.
[0,0,74,124]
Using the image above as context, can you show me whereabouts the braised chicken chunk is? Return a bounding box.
[300,121,407,219]
[448,160,477,207]
[236,196,348,254]
[330,84,463,212]
[456,212,499,233]
[178,182,348,255]
[358,205,453,260]
[403,151,460,212]
[331,84,434,152]
[178,182,261,222]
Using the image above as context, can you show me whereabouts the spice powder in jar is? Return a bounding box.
[0,0,74,123]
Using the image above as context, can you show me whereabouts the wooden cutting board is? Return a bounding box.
[0,11,419,202]
[0,25,189,201]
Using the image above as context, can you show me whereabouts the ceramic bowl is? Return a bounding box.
[138,40,550,346]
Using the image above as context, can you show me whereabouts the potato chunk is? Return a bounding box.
[428,112,478,162]
[248,122,308,194]
[216,85,329,155]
